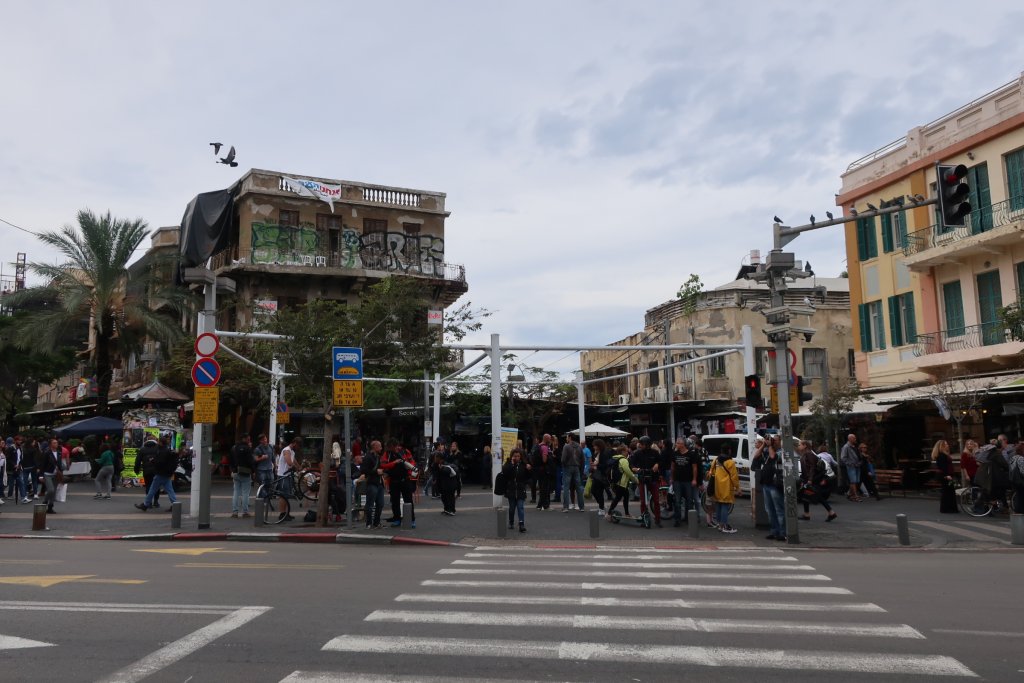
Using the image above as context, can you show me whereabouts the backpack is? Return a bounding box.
[815,457,836,481]
[1010,458,1024,487]
[493,471,506,496]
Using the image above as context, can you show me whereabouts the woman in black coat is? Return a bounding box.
[503,448,532,533]
[932,440,958,514]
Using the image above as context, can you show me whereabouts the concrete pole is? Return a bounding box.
[268,357,281,453]
[344,407,352,530]
[771,309,800,543]
[432,373,441,444]
[191,283,216,528]
[664,318,674,439]
[490,333,503,508]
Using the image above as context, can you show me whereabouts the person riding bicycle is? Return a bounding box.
[631,436,663,528]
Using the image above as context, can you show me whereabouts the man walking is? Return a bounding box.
[135,435,178,512]
[134,437,162,507]
[357,440,385,528]
[669,437,698,526]
[561,434,585,512]
[840,433,863,502]
[229,434,254,518]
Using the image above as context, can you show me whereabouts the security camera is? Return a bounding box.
[804,332,814,343]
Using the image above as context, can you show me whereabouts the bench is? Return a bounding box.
[873,469,906,497]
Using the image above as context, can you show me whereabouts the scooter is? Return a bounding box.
[607,470,656,529]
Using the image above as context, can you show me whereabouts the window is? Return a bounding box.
[887,292,917,347]
[708,355,725,376]
[966,163,991,234]
[648,361,659,386]
[317,214,342,230]
[363,218,387,233]
[402,222,421,235]
[279,209,299,226]
[1016,262,1024,301]
[856,217,878,261]
[880,211,907,253]
[942,281,965,337]
[755,347,772,378]
[802,348,826,379]
[858,300,886,352]
[847,349,856,377]
[1006,148,1024,212]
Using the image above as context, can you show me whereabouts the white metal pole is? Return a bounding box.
[268,357,280,451]
[490,333,503,508]
[190,283,216,526]
[577,381,586,446]
[741,325,756,440]
[432,373,441,445]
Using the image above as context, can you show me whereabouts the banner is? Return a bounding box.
[500,427,519,463]
[281,176,343,213]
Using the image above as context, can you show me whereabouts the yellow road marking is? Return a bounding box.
[175,563,343,570]
[0,560,62,565]
[78,579,148,585]
[0,576,95,587]
[134,547,268,556]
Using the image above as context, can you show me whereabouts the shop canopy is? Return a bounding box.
[566,422,630,437]
[54,416,124,438]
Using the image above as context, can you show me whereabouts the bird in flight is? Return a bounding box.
[209,142,223,155]
[218,145,238,167]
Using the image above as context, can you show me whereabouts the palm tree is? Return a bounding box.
[7,209,188,414]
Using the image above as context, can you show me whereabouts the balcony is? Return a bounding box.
[902,196,1024,270]
[912,322,1024,371]
[702,376,732,400]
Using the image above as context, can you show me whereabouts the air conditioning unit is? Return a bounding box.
[642,387,655,401]
[673,383,689,399]
[618,394,631,405]
[655,387,668,402]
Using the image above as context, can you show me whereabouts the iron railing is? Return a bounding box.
[913,321,1023,356]
[903,195,1024,256]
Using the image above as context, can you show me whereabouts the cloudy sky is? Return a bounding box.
[3,1,1023,377]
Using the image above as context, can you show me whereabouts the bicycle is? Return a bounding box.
[296,466,321,502]
[255,473,293,524]
[957,485,1020,517]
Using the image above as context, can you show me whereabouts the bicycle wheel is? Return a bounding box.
[700,489,715,516]
[640,511,651,529]
[298,469,320,501]
[958,486,992,517]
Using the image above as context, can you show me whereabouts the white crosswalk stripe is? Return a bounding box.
[304,545,977,681]
[913,520,1009,543]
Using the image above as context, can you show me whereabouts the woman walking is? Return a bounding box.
[932,439,958,513]
[708,446,740,533]
[94,442,115,499]
[605,445,637,520]
[502,448,531,532]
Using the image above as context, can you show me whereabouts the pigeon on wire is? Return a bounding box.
[218,145,238,168]
[209,142,223,155]
[825,211,834,220]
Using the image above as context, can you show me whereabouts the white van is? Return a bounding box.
[699,434,754,495]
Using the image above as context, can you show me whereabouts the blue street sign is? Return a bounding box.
[192,357,222,387]
[332,346,363,380]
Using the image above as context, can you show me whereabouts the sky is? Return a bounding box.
[3,0,1024,379]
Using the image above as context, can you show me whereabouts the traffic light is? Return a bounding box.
[744,374,762,409]
[796,375,813,406]
[936,163,971,228]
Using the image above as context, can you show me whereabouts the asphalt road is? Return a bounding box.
[1,541,1020,682]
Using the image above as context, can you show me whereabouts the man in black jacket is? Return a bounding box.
[632,436,662,527]
[134,438,163,507]
[229,434,255,518]
[135,435,177,512]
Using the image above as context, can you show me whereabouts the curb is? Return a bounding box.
[0,530,468,547]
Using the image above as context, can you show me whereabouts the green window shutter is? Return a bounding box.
[874,301,886,350]
[858,303,871,352]
[880,214,893,253]
[888,296,902,347]
[856,219,869,261]
[1007,150,1024,212]
[943,281,965,337]
[895,211,908,250]
[866,217,878,258]
[903,293,917,342]
[1016,261,1024,301]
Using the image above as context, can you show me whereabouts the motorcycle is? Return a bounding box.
[173,451,193,492]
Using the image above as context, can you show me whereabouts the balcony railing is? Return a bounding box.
[903,195,1024,256]
[913,321,1024,356]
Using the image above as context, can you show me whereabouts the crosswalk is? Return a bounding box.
[871,517,1012,544]
[284,545,977,681]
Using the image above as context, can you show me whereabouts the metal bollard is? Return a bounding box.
[254,499,265,527]
[496,508,507,538]
[896,513,911,546]
[589,510,600,539]
[688,507,700,539]
[170,501,182,529]
[32,503,48,531]
[1011,514,1024,546]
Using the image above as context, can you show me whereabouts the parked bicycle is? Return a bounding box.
[957,486,1020,517]
[255,473,294,524]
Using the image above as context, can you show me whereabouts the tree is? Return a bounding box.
[6,210,189,414]
[802,377,868,458]
[0,314,77,431]
[921,370,997,452]
[479,354,575,443]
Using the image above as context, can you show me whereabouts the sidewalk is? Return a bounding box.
[0,477,1017,550]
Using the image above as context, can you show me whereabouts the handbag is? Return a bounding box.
[55,482,68,503]
[705,462,717,498]
[583,476,593,499]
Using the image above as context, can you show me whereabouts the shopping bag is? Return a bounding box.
[583,476,593,500]
[56,483,68,503]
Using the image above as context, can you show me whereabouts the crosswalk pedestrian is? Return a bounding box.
[287,545,976,681]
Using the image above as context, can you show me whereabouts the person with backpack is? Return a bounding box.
[133,437,162,506]
[135,435,178,512]
[501,447,532,532]
[95,441,116,500]
[752,436,786,541]
[228,434,255,518]
[707,445,740,533]
[605,445,638,520]
[798,440,837,522]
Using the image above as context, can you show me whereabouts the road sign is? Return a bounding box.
[333,379,364,407]
[332,347,363,380]
[193,386,220,424]
[768,385,799,413]
[191,358,222,387]
[194,332,220,357]
[276,410,290,425]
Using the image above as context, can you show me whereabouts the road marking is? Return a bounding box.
[77,579,148,585]
[956,521,1010,537]
[365,609,922,639]
[0,634,55,650]
[0,575,96,587]
[437,568,831,581]
[0,600,261,614]
[322,635,976,676]
[472,545,769,553]
[394,593,886,612]
[913,520,1009,543]
[174,563,343,570]
[463,552,799,561]
[452,559,817,570]
[98,606,271,683]
[933,628,1024,638]
[134,547,268,556]
[422,580,853,594]
[0,559,62,565]
[282,673,560,683]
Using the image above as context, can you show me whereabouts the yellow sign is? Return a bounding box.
[333,379,364,407]
[194,386,220,424]
[768,385,798,413]
[500,427,518,462]
[276,411,290,425]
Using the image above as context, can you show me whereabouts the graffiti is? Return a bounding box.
[249,222,445,276]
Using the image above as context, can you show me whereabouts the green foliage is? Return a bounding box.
[802,378,867,457]
[998,300,1024,341]
[675,273,704,317]
[0,314,77,431]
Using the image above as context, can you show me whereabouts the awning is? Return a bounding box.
[990,375,1024,393]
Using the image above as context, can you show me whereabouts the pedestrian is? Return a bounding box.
[605,445,637,520]
[753,436,786,540]
[5,436,25,503]
[502,447,531,532]
[932,439,959,514]
[798,440,837,522]
[133,437,162,506]
[40,438,62,514]
[357,439,385,528]
[589,439,612,513]
[134,435,177,512]
[632,436,662,527]
[960,439,979,486]
[858,443,882,501]
[840,433,863,502]
[708,445,740,533]
[561,434,585,512]
[435,451,460,516]
[229,434,254,518]
[669,437,698,527]
[530,435,552,508]
[95,442,116,499]
[1009,443,1024,514]
[381,439,416,528]
[22,435,40,500]
[253,433,275,500]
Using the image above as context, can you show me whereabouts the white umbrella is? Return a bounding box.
[566,422,630,438]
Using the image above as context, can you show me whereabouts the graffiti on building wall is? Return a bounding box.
[249,222,445,276]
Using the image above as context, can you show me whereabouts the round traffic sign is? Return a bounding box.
[191,357,222,387]
[195,332,220,357]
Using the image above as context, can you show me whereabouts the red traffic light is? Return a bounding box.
[941,164,968,184]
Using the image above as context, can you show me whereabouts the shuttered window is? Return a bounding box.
[1007,149,1024,212]
[858,301,885,352]
[888,293,917,347]
[856,217,878,261]
[942,281,965,337]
